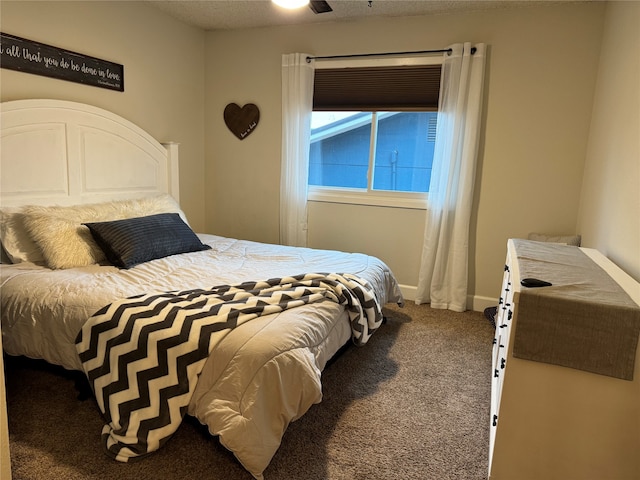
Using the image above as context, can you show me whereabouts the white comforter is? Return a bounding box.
[1,234,403,478]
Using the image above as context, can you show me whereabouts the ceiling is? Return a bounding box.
[147,0,571,31]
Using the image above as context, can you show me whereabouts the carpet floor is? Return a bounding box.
[5,302,494,480]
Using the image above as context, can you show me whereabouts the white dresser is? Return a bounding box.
[488,239,640,480]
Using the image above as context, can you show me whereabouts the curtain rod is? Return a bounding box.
[306,47,476,63]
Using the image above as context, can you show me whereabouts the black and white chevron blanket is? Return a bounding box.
[75,272,382,462]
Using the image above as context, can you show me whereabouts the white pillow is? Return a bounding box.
[22,194,187,270]
[0,206,46,264]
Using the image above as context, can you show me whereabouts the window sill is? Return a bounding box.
[308,187,427,210]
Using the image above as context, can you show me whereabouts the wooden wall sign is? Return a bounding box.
[224,103,260,140]
[0,32,124,92]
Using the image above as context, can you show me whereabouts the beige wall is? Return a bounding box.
[204,3,606,305]
[578,1,640,281]
[3,2,633,307]
[0,1,207,231]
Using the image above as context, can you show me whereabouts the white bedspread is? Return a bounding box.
[1,234,403,478]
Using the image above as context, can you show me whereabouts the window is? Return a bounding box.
[309,111,437,191]
[308,57,442,209]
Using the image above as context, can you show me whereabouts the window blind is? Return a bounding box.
[313,64,441,112]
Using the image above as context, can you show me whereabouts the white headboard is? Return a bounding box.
[0,99,179,207]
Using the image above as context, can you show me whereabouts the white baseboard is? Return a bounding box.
[398,284,417,302]
[468,295,499,313]
[397,284,498,313]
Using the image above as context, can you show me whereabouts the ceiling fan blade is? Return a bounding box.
[309,0,333,14]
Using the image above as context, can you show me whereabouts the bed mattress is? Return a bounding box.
[1,233,403,478]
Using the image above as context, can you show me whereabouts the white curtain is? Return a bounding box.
[415,43,486,312]
[280,53,315,247]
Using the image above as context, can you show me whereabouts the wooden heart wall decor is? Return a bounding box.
[224,103,260,140]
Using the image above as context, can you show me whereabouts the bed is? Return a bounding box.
[0,99,403,479]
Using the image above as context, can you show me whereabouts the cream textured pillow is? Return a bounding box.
[24,214,106,269]
[22,194,187,269]
[0,207,45,264]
